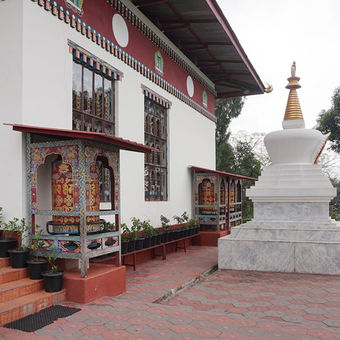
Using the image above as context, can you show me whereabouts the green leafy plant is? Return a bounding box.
[4,217,30,248]
[160,215,170,230]
[142,220,157,236]
[131,217,143,238]
[45,247,59,272]
[104,221,115,232]
[0,207,3,228]
[30,226,45,261]
[173,212,189,224]
[186,217,199,228]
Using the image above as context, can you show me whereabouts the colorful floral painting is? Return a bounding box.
[65,0,84,16]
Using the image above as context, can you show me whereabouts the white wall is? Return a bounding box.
[0,1,215,226]
[0,0,24,221]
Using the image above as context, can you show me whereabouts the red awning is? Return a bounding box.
[5,124,154,153]
[191,165,257,181]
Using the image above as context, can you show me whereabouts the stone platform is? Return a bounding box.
[218,220,340,275]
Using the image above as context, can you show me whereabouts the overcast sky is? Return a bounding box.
[217,0,340,134]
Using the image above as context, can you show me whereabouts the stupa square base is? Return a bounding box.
[218,221,340,275]
[254,202,331,221]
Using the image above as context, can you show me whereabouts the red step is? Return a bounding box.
[0,278,44,303]
[0,261,66,326]
[0,289,65,326]
[0,266,28,284]
[0,258,10,268]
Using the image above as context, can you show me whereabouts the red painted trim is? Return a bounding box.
[4,123,154,154]
[205,0,265,93]
[191,165,257,181]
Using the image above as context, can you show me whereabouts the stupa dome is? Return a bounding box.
[264,62,329,165]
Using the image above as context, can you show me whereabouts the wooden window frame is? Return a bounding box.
[144,97,168,201]
[72,60,115,136]
[72,60,116,203]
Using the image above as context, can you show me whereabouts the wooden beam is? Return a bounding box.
[136,0,168,7]
[180,41,232,46]
[161,19,217,24]
[198,59,243,63]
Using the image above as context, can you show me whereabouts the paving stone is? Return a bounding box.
[323,319,340,328]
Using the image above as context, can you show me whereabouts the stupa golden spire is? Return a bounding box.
[283,61,304,122]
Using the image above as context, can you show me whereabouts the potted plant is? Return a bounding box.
[142,220,157,247]
[121,233,129,255]
[131,217,144,250]
[26,226,48,279]
[160,215,170,243]
[6,217,30,268]
[41,248,63,292]
[0,207,17,257]
[104,221,116,232]
[121,223,137,252]
[173,212,188,239]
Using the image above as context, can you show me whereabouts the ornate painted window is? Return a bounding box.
[155,51,164,74]
[72,61,115,202]
[144,98,168,201]
[202,90,208,107]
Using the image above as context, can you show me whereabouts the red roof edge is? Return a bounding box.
[205,0,265,94]
[191,165,257,181]
[4,123,155,154]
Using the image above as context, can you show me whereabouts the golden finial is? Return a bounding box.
[283,61,304,123]
[264,83,273,93]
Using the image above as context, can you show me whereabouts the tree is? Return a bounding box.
[215,97,244,148]
[215,97,244,173]
[316,87,340,153]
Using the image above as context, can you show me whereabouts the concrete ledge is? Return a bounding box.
[64,264,125,304]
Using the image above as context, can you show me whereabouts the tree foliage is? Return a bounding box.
[316,87,340,153]
[215,98,264,220]
[215,97,244,147]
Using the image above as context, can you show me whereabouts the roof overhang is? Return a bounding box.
[131,0,265,98]
[191,166,257,181]
[5,124,154,153]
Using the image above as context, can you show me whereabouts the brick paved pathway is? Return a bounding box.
[1,245,340,339]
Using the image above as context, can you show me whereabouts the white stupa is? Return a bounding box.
[218,63,340,275]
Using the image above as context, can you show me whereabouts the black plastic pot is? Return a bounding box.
[150,235,157,247]
[8,249,30,268]
[121,240,129,254]
[0,238,17,258]
[26,259,48,280]
[183,229,189,237]
[194,226,199,234]
[135,238,144,250]
[143,236,151,249]
[127,239,136,252]
[167,230,174,241]
[41,270,64,292]
[155,234,162,245]
[161,232,168,243]
[173,230,181,240]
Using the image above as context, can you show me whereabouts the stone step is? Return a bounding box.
[0,278,44,303]
[0,258,10,268]
[0,289,65,326]
[0,266,28,284]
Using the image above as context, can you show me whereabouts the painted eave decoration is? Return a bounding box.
[191,166,258,181]
[131,0,265,98]
[5,124,154,153]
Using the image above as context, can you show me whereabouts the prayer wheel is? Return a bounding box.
[49,160,103,234]
[199,179,216,215]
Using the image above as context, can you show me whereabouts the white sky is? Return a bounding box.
[217,0,340,134]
